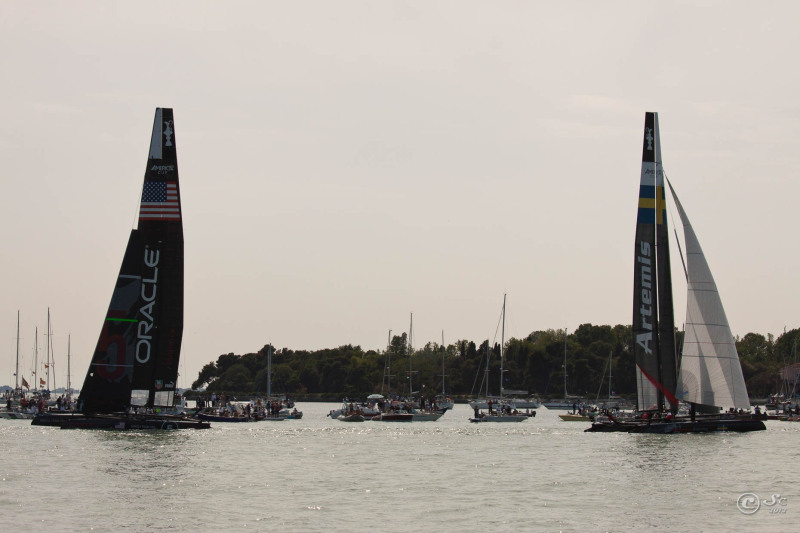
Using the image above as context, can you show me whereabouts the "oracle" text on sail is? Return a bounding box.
[136,246,159,364]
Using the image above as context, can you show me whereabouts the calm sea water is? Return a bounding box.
[1,403,797,532]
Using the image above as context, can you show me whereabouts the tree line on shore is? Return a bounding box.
[190,323,798,401]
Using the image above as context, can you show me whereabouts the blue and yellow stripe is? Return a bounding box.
[637,185,667,225]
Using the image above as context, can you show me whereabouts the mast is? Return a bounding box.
[500,294,506,397]
[15,311,20,390]
[563,328,568,398]
[382,330,392,396]
[46,308,55,392]
[67,335,71,399]
[407,313,415,397]
[267,345,272,398]
[34,326,38,392]
[46,309,50,390]
[441,330,446,395]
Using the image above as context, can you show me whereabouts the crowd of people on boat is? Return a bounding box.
[196,393,300,420]
[471,398,533,419]
[2,389,73,414]
[195,393,295,410]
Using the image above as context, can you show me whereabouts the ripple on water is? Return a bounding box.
[0,406,797,532]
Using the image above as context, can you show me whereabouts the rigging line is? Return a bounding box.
[492,300,503,345]
[595,354,610,402]
[469,344,485,397]
[665,177,688,281]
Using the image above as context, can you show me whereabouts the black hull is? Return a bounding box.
[31,412,210,430]
[585,416,766,434]
[196,412,260,423]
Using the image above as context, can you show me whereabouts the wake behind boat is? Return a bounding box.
[31,108,209,431]
[586,112,764,435]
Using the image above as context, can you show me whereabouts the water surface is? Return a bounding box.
[1,403,796,531]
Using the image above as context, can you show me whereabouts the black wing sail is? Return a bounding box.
[79,108,183,413]
[632,112,679,412]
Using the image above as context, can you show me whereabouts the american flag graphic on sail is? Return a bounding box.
[139,181,180,221]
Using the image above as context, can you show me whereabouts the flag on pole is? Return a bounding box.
[40,378,46,386]
[22,377,29,389]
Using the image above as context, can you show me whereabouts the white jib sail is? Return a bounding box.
[669,183,750,410]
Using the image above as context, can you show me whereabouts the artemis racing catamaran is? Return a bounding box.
[586,112,764,434]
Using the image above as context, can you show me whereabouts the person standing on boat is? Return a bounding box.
[488,399,493,414]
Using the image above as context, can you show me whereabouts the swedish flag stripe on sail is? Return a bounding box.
[637,186,667,225]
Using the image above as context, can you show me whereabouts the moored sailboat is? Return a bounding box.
[32,108,208,430]
[586,112,764,434]
[469,295,533,423]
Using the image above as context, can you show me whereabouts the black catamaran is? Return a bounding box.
[587,112,764,433]
[32,108,209,430]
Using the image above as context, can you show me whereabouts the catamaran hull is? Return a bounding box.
[31,412,210,430]
[196,412,259,422]
[629,418,766,434]
[410,412,445,421]
[469,414,529,422]
[585,417,766,433]
[373,413,414,421]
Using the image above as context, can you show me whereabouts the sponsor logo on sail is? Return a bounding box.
[645,128,654,151]
[136,246,160,364]
[164,120,173,147]
[150,164,175,175]
[636,241,653,353]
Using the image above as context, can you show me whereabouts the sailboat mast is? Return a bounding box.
[388,330,391,395]
[441,330,446,395]
[500,294,506,397]
[67,334,71,399]
[267,345,272,398]
[47,308,56,392]
[563,328,568,398]
[34,326,38,392]
[407,313,413,397]
[46,308,51,391]
[15,311,20,390]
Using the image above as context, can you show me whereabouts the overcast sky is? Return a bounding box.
[2,1,798,389]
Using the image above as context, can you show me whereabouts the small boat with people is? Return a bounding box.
[373,400,445,422]
[196,396,302,422]
[469,401,535,423]
[469,409,531,423]
[337,412,366,422]
[329,396,445,422]
[328,399,382,420]
[467,295,536,423]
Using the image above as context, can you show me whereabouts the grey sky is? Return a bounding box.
[2,1,798,388]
